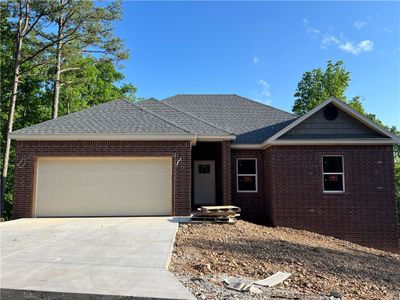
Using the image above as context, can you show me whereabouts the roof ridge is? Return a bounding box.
[123,99,192,135]
[165,94,297,118]
[232,94,298,117]
[160,100,234,135]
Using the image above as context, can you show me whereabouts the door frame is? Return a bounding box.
[193,160,216,206]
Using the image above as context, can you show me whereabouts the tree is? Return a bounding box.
[293,60,400,221]
[51,56,136,116]
[293,60,350,115]
[1,1,52,217]
[34,0,128,119]
[1,0,59,217]
[1,1,135,218]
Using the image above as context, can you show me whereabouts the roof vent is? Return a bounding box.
[323,105,338,121]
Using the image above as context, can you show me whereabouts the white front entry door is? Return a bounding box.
[194,160,216,205]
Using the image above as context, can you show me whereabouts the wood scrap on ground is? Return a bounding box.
[191,205,241,224]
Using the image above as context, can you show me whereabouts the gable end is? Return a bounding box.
[279,104,387,140]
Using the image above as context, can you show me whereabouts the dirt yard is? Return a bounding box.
[169,220,400,300]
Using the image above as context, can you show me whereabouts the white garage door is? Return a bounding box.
[34,157,172,217]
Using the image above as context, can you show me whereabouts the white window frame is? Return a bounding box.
[236,158,258,193]
[322,155,345,193]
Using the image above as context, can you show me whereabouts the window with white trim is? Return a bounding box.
[237,159,257,192]
[323,156,344,192]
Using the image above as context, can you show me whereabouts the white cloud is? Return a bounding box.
[255,79,271,104]
[354,20,367,30]
[253,56,260,64]
[303,18,374,55]
[383,27,394,34]
[322,35,374,55]
[303,18,320,39]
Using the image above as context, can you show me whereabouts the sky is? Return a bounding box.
[114,1,400,127]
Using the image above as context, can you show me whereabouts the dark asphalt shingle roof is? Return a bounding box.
[136,98,231,135]
[163,94,297,143]
[12,100,189,135]
[12,94,298,144]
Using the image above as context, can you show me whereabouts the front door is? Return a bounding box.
[194,160,216,205]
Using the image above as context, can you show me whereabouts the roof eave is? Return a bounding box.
[9,133,197,141]
[266,138,397,147]
[231,138,397,149]
[197,135,236,142]
[9,133,236,144]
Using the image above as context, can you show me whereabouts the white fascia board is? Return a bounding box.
[231,143,263,149]
[231,138,396,149]
[9,133,236,146]
[268,138,396,146]
[9,133,197,142]
[197,135,236,142]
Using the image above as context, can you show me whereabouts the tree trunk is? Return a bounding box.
[1,11,25,217]
[52,39,62,119]
[51,0,65,119]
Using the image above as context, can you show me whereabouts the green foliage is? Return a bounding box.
[1,1,136,218]
[293,60,400,223]
[293,60,350,115]
[54,57,137,115]
[36,0,128,63]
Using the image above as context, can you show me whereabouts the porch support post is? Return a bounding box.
[220,141,232,205]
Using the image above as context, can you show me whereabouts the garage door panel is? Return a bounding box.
[35,157,172,217]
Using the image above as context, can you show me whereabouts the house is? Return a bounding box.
[10,95,399,252]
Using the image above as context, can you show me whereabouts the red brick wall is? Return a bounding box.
[231,149,266,223]
[13,140,192,218]
[267,145,399,252]
[221,141,232,205]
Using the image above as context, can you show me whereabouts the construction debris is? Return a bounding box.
[249,285,263,294]
[226,282,252,292]
[191,205,241,224]
[171,220,400,299]
[223,277,262,294]
[254,272,291,287]
[223,277,252,292]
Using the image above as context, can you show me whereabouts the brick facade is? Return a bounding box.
[13,140,192,218]
[220,141,232,205]
[12,140,399,252]
[266,145,399,252]
[231,149,266,223]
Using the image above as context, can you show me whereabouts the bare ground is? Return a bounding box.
[169,220,400,300]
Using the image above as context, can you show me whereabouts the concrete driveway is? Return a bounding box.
[0,217,195,299]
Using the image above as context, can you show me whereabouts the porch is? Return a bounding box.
[191,141,231,209]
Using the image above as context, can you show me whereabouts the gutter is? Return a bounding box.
[9,133,236,145]
[231,138,397,149]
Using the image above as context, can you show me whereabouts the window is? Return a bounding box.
[323,156,344,192]
[237,159,257,192]
[198,164,210,174]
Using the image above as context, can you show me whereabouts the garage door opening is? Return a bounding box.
[34,157,172,217]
